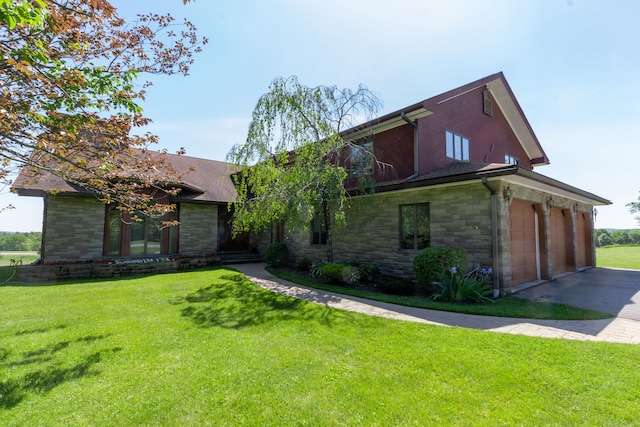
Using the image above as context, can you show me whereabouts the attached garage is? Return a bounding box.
[509,199,540,286]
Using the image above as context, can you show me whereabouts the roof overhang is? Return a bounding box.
[341,102,433,141]
[498,169,611,206]
[370,164,610,206]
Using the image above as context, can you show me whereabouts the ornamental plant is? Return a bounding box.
[432,266,493,303]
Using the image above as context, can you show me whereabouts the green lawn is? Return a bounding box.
[267,268,611,320]
[597,245,640,269]
[1,267,639,426]
[0,252,39,267]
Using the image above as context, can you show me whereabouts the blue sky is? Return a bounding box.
[3,0,639,231]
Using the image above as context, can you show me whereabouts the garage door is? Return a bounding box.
[576,211,593,267]
[510,199,539,285]
[549,207,572,275]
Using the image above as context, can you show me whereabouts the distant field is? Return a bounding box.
[0,251,40,266]
[596,245,640,270]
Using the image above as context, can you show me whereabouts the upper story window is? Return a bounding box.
[445,130,469,162]
[504,154,519,165]
[349,138,374,176]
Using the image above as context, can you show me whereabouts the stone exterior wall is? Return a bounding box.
[179,203,219,255]
[285,182,494,278]
[42,195,105,262]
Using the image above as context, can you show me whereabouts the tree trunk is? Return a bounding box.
[322,200,333,262]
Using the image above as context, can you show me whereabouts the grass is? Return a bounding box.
[0,252,41,284]
[597,245,640,269]
[0,252,40,267]
[267,268,612,320]
[0,267,638,426]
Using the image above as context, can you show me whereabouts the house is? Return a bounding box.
[12,72,610,292]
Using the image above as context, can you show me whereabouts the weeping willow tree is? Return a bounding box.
[227,76,383,262]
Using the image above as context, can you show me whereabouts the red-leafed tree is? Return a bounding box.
[1,0,206,219]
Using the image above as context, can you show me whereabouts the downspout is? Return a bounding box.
[481,177,501,297]
[401,112,419,181]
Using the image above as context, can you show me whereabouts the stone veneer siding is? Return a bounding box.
[42,195,106,262]
[285,181,494,278]
[178,203,219,255]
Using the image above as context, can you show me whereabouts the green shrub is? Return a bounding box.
[264,242,289,267]
[358,263,380,283]
[340,265,361,285]
[321,263,345,284]
[413,246,468,291]
[296,257,312,271]
[376,275,414,296]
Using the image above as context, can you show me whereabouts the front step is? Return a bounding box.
[219,252,264,265]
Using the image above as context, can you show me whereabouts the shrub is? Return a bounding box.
[376,275,414,296]
[432,266,493,303]
[340,265,361,285]
[321,263,345,284]
[413,247,468,291]
[296,257,312,271]
[358,263,380,283]
[309,261,327,278]
[264,242,289,267]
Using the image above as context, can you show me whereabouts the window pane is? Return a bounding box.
[146,220,161,255]
[462,137,469,161]
[129,220,146,255]
[312,213,326,245]
[400,205,415,249]
[106,208,121,256]
[415,204,430,249]
[454,135,462,160]
[445,131,453,158]
[400,204,430,250]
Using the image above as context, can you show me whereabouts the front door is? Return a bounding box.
[217,208,250,252]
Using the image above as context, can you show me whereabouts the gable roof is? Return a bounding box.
[422,72,549,166]
[12,152,238,204]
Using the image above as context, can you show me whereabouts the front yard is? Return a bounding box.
[1,267,639,426]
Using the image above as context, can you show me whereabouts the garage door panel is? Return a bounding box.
[510,199,538,286]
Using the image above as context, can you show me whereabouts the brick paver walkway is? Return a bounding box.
[231,263,640,344]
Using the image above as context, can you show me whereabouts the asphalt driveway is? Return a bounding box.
[514,267,640,321]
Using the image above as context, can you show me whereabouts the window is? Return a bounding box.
[105,205,179,256]
[311,212,327,245]
[400,203,430,250]
[504,154,518,165]
[445,130,470,162]
[349,138,374,176]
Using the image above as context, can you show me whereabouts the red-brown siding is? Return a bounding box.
[418,86,532,175]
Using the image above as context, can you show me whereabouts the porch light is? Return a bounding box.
[547,198,555,208]
[503,186,513,200]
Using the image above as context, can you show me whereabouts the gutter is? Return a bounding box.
[401,112,420,180]
[481,177,502,298]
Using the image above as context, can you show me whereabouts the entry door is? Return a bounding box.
[510,199,539,285]
[217,209,250,252]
